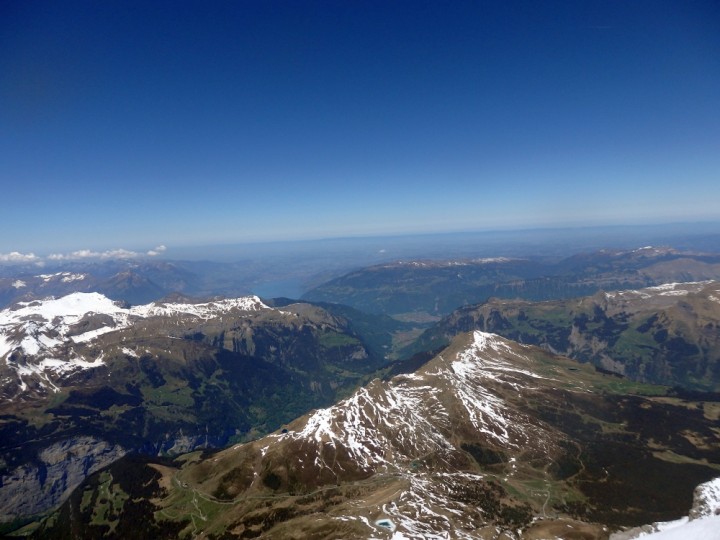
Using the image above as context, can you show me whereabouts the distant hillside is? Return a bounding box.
[0,260,256,309]
[302,247,720,317]
[405,281,720,391]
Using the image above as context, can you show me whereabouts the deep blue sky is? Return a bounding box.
[2,1,719,255]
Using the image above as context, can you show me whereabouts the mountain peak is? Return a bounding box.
[180,331,573,535]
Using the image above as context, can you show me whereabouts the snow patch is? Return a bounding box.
[604,281,714,300]
[693,476,720,519]
[471,257,513,264]
[631,515,720,539]
[61,273,87,283]
[32,272,89,283]
[132,296,269,318]
[447,331,548,446]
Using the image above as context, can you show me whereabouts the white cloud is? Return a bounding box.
[47,250,99,260]
[101,249,140,259]
[73,250,99,258]
[147,245,167,256]
[0,251,40,263]
[4,245,168,264]
[46,245,168,261]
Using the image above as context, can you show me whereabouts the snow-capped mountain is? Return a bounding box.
[274,331,556,473]
[4,290,720,536]
[0,292,382,519]
[0,292,269,397]
[151,330,719,539]
[230,331,563,537]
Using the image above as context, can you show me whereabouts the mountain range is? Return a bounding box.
[0,293,385,522]
[1,243,720,537]
[0,261,254,310]
[406,281,720,391]
[30,331,720,538]
[302,247,720,319]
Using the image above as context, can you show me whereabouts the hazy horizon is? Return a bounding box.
[2,220,719,267]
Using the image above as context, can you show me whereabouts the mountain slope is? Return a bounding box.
[407,281,720,391]
[610,477,720,540]
[35,332,720,539]
[0,293,383,521]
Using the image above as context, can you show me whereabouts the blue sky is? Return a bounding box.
[1,0,719,255]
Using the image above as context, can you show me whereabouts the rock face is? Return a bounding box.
[689,476,720,520]
[0,436,126,519]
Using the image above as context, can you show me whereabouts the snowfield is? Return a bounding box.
[638,515,720,540]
